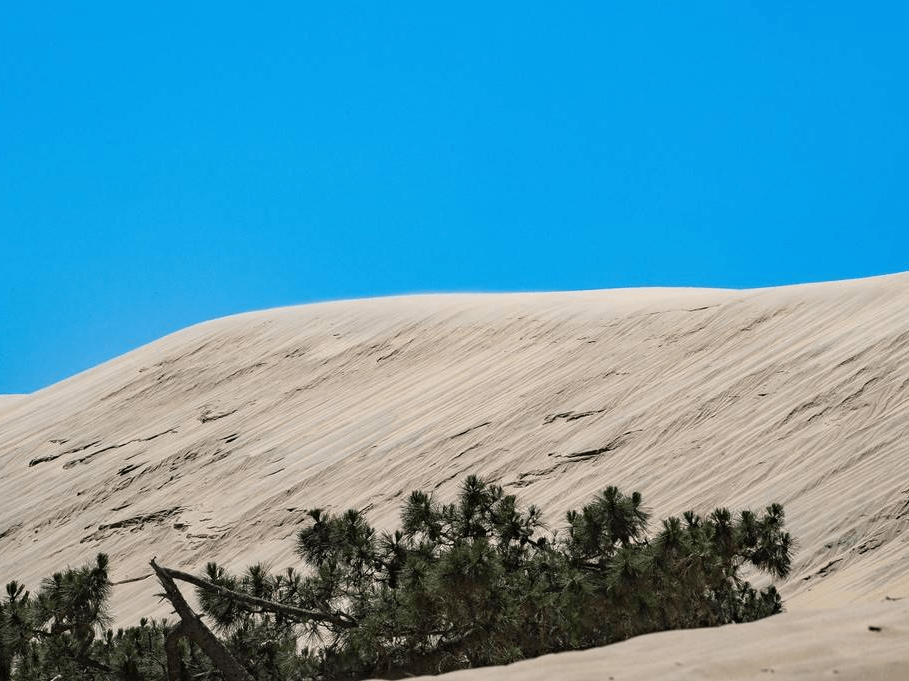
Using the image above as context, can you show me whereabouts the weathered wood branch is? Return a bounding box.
[149,559,253,681]
[153,562,357,629]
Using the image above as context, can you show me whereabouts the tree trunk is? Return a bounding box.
[164,621,188,681]
[150,559,253,681]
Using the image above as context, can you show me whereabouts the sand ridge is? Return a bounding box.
[1,273,908,679]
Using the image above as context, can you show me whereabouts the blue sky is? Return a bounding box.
[2,3,907,393]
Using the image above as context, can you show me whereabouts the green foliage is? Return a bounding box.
[198,475,791,678]
[1,477,793,680]
[2,553,115,680]
[0,562,214,681]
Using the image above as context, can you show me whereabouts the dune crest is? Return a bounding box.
[2,273,908,679]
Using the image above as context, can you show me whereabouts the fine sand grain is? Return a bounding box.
[2,273,908,679]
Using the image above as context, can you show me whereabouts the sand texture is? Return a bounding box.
[0,395,25,416]
[386,599,909,681]
[2,273,908,679]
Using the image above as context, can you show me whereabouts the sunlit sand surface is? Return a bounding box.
[2,273,908,679]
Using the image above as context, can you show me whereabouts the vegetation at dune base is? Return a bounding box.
[1,476,793,680]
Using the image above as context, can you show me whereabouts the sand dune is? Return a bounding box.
[394,598,909,681]
[2,273,908,679]
[0,395,25,416]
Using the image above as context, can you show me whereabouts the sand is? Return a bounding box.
[390,598,909,681]
[1,272,908,679]
[0,394,25,416]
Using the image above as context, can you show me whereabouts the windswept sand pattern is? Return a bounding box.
[1,274,909,679]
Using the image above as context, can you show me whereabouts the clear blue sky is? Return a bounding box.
[2,3,907,393]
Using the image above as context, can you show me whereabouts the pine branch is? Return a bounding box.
[150,559,253,681]
[152,562,357,630]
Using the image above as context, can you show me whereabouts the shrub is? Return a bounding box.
[2,476,793,680]
[199,475,792,678]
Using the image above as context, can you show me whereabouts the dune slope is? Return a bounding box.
[396,598,909,681]
[1,274,908,678]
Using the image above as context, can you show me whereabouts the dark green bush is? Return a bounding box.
[198,475,792,678]
[1,476,793,680]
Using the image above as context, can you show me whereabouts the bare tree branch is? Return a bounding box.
[149,559,253,681]
[153,562,357,629]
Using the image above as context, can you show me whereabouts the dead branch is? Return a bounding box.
[153,562,357,629]
[149,559,253,681]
